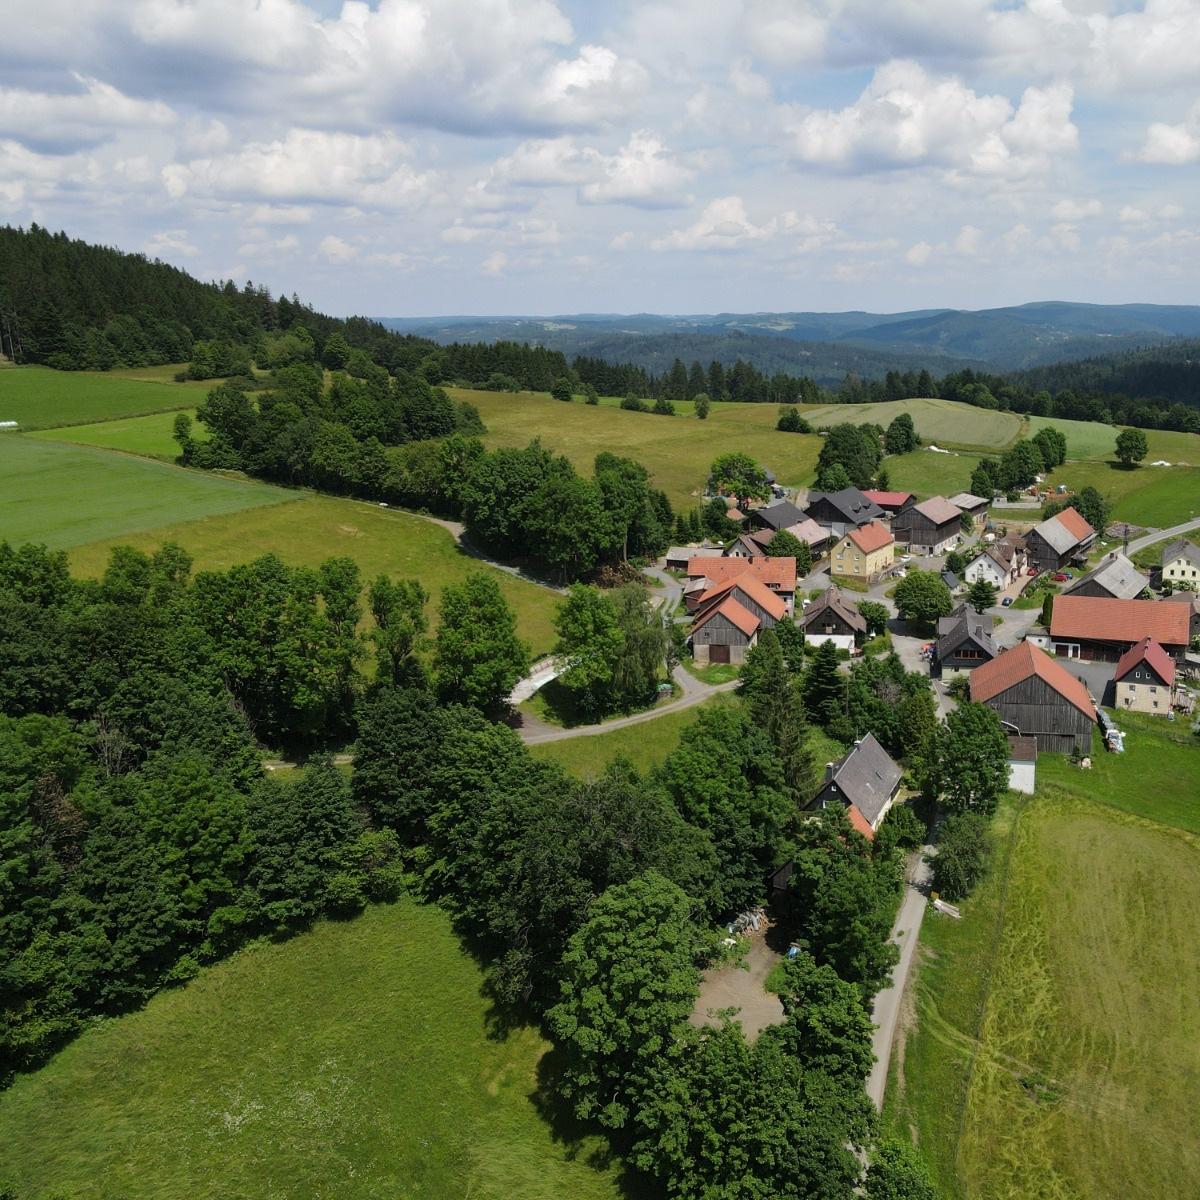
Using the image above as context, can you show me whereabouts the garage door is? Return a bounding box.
[710,644,731,664]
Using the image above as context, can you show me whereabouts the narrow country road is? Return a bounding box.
[866,847,933,1110]
[1123,514,1200,555]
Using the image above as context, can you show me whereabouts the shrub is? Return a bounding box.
[933,812,991,900]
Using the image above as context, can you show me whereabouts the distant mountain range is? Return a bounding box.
[380,302,1200,382]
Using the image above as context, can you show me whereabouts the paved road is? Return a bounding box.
[1124,515,1200,556]
[642,563,683,614]
[867,847,933,1109]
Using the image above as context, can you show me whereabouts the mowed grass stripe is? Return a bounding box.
[0,436,290,551]
[66,492,558,654]
[0,901,625,1200]
[30,408,200,461]
[0,365,196,429]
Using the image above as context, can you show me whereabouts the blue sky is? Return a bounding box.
[2,0,1199,316]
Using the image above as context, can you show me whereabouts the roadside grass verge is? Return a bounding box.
[0,364,195,428]
[66,492,559,655]
[0,900,629,1200]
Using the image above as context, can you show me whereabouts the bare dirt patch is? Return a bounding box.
[690,927,784,1042]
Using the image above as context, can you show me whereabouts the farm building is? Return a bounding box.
[664,543,721,570]
[970,641,1096,755]
[947,492,991,522]
[804,487,885,534]
[1162,590,1200,640]
[964,544,1022,591]
[801,586,867,651]
[690,598,761,665]
[1049,595,1191,663]
[807,733,903,840]
[749,499,807,533]
[1006,735,1038,794]
[1063,552,1148,601]
[726,530,772,559]
[686,555,797,612]
[1114,637,1176,714]
[1162,538,1200,586]
[831,520,895,583]
[786,517,832,554]
[862,489,915,516]
[892,496,964,555]
[935,604,998,675]
[1025,507,1095,572]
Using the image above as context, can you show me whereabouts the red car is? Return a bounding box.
[1053,572,1069,582]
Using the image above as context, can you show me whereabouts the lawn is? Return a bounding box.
[30,408,201,460]
[0,435,289,551]
[0,365,196,429]
[1053,460,1200,527]
[883,447,982,497]
[0,900,629,1200]
[449,388,822,511]
[67,492,559,654]
[801,399,1022,451]
[1024,415,1200,466]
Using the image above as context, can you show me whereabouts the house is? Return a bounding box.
[935,604,998,675]
[1114,637,1176,714]
[970,641,1096,754]
[947,492,991,523]
[726,530,772,559]
[692,572,789,631]
[964,545,1020,591]
[941,570,964,595]
[690,597,761,665]
[786,517,832,555]
[1162,590,1200,640]
[892,496,964,555]
[862,489,916,516]
[1049,595,1191,663]
[831,520,895,583]
[682,575,714,611]
[1006,735,1038,794]
[801,585,868,651]
[686,556,797,612]
[748,499,807,533]
[804,487,885,533]
[807,733,903,840]
[1063,552,1148,601]
[1025,507,1095,572]
[1162,538,1200,586]
[665,543,721,570]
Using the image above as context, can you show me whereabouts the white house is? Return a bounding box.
[964,546,1018,591]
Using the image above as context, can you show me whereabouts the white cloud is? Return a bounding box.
[490,137,599,187]
[906,241,933,265]
[481,250,509,275]
[145,228,198,257]
[610,231,634,250]
[1118,205,1149,225]
[441,221,486,244]
[318,234,358,263]
[1137,103,1200,165]
[1051,198,1102,221]
[236,233,300,259]
[580,131,694,208]
[1159,203,1185,220]
[245,204,314,225]
[953,225,983,255]
[163,129,437,209]
[785,61,1076,178]
[653,196,781,251]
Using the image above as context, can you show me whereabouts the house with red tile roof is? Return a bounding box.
[862,489,915,516]
[1049,595,1190,663]
[830,520,895,583]
[970,641,1096,754]
[1114,637,1176,715]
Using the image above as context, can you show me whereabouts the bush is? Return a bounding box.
[933,812,991,900]
[621,395,649,412]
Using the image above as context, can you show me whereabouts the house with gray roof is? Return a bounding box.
[1162,538,1200,587]
[807,733,903,839]
[749,499,807,533]
[801,585,868,651]
[1064,552,1149,601]
[935,603,998,675]
[892,495,964,555]
[804,487,885,536]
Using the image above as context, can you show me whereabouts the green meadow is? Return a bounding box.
[802,398,1023,451]
[0,365,194,429]
[0,900,628,1200]
[30,408,201,460]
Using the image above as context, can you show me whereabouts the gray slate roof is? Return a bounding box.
[802,585,867,633]
[1163,538,1200,568]
[806,487,885,526]
[1031,512,1083,556]
[753,499,807,530]
[937,605,997,659]
[1064,552,1149,600]
[821,733,902,826]
[948,492,989,510]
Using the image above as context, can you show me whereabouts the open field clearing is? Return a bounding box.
[882,447,982,497]
[0,365,195,429]
[67,491,558,654]
[801,398,1023,450]
[1054,460,1200,527]
[1026,415,1200,465]
[449,388,822,510]
[30,408,200,460]
[0,901,627,1200]
[0,435,288,551]
[105,362,214,387]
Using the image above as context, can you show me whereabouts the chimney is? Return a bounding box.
[824,762,836,783]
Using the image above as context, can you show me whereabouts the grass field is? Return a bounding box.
[1054,460,1200,526]
[449,388,822,511]
[67,492,559,654]
[0,900,628,1200]
[30,408,201,460]
[0,435,289,551]
[882,447,982,497]
[801,399,1023,451]
[0,365,196,429]
[888,716,1200,1199]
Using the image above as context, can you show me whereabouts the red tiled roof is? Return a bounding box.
[846,804,876,841]
[862,490,913,507]
[692,596,760,638]
[694,572,788,621]
[1050,595,1190,648]
[847,520,894,554]
[1054,506,1095,542]
[1114,636,1176,687]
[970,641,1095,719]
[686,556,797,591]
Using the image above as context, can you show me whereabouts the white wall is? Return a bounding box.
[1008,760,1036,794]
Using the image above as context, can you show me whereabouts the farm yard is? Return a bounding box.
[0,901,627,1200]
[886,717,1200,1200]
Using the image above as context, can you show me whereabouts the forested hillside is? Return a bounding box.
[1016,338,1200,406]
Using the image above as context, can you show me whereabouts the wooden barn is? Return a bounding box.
[862,489,915,517]
[690,597,760,665]
[892,496,964,555]
[1049,595,1191,663]
[970,641,1096,754]
[1063,552,1148,601]
[801,586,867,650]
[1025,507,1095,572]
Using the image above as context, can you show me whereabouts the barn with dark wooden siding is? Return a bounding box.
[970,641,1096,754]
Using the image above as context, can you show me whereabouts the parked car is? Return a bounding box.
[1053,572,1069,582]
[1002,596,1014,607]
[899,554,913,562]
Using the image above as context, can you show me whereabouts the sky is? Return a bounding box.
[2,0,1200,317]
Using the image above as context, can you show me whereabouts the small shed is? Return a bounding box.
[1006,735,1037,794]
